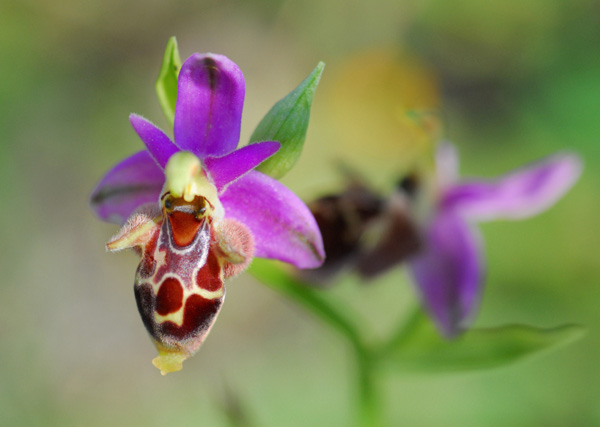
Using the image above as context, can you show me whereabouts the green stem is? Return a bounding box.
[248,259,383,426]
[247,260,364,350]
[384,306,425,352]
[355,346,381,427]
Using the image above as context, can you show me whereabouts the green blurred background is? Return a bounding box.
[1,0,599,425]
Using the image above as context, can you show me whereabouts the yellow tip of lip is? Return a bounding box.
[152,351,187,375]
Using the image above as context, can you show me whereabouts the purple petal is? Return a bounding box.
[204,141,280,192]
[442,152,582,222]
[90,151,164,224]
[174,53,245,159]
[129,114,180,168]
[409,212,483,337]
[220,171,325,269]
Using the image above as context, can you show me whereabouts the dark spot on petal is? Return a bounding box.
[196,250,223,292]
[134,283,155,336]
[137,233,158,279]
[203,57,218,91]
[156,277,184,315]
[91,184,160,206]
[159,293,223,340]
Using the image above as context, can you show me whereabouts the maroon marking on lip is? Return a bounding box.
[137,232,159,279]
[155,277,184,315]
[168,211,203,247]
[158,294,223,340]
[196,250,223,292]
[135,283,155,337]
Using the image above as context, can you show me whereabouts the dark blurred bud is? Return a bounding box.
[302,172,422,284]
[304,180,384,282]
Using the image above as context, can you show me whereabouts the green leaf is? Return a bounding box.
[155,36,182,128]
[380,309,584,373]
[250,62,325,179]
[247,258,364,349]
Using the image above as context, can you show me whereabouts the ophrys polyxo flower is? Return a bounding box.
[307,143,581,338]
[91,53,325,374]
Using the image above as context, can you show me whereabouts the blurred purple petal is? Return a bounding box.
[129,114,179,168]
[204,141,280,193]
[409,212,483,338]
[174,53,245,159]
[442,152,582,221]
[220,171,325,269]
[90,151,164,224]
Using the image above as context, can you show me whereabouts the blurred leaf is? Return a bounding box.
[155,36,182,128]
[250,62,324,179]
[381,309,584,373]
[247,258,364,349]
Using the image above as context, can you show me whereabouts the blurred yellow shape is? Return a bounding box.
[152,349,186,375]
[318,48,440,187]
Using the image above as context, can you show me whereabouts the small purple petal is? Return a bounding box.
[220,171,325,269]
[442,152,582,222]
[90,151,164,224]
[204,141,280,193]
[409,212,483,338]
[174,53,245,159]
[129,114,180,168]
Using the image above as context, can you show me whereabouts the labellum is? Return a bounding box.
[106,152,253,374]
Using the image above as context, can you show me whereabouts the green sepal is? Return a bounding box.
[155,36,182,128]
[250,62,325,179]
[380,309,584,373]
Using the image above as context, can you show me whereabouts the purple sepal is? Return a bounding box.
[204,141,280,192]
[174,53,245,159]
[129,114,179,168]
[442,152,582,222]
[409,212,483,338]
[220,171,325,269]
[90,151,164,224]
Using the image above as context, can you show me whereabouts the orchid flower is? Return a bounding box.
[90,53,324,374]
[409,143,582,337]
[307,143,581,338]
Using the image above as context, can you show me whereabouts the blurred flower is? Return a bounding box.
[307,143,582,337]
[410,143,582,337]
[90,53,324,374]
